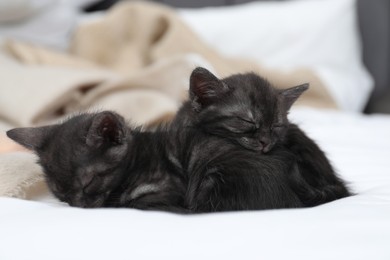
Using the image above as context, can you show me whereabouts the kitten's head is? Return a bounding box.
[7,111,130,208]
[189,67,308,153]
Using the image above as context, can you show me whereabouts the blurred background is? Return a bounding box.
[0,0,389,132]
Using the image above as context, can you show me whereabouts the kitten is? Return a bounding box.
[7,112,187,211]
[7,110,303,212]
[174,67,351,206]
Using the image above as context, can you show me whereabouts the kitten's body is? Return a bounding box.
[283,124,350,206]
[104,129,187,212]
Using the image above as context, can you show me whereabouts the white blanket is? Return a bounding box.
[1,108,389,260]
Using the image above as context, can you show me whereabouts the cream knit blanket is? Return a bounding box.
[0,1,337,199]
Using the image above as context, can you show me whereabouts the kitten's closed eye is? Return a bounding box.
[223,117,257,134]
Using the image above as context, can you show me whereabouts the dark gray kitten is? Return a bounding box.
[7,112,187,211]
[175,67,351,206]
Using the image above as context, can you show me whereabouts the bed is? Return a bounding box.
[0,0,389,259]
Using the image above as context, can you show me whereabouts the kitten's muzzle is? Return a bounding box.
[238,137,273,153]
[238,137,264,152]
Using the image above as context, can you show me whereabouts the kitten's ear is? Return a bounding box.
[6,125,57,151]
[86,111,126,148]
[189,67,229,110]
[281,83,309,110]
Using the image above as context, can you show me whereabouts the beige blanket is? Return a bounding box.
[0,1,337,199]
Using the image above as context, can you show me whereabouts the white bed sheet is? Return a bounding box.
[0,108,390,260]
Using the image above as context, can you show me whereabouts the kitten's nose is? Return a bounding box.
[259,141,267,151]
[259,137,271,153]
[262,144,272,153]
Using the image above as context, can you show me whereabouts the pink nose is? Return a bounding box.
[259,138,271,153]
